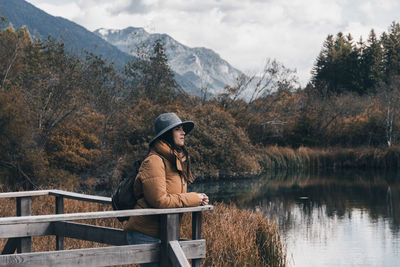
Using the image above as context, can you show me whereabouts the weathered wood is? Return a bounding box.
[49,190,111,204]
[160,214,180,267]
[0,243,160,267]
[16,197,31,217]
[0,223,52,238]
[0,190,110,203]
[0,205,214,225]
[0,240,206,266]
[55,196,64,216]
[16,197,32,253]
[168,240,191,267]
[53,222,128,246]
[192,211,202,240]
[2,238,19,255]
[0,190,50,199]
[0,189,213,266]
[17,236,31,254]
[192,211,203,267]
[55,196,64,250]
[179,239,206,259]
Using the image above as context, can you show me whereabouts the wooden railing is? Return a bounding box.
[0,190,213,267]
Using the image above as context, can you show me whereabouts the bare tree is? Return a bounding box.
[377,76,400,147]
[1,26,30,89]
[21,39,82,148]
[218,58,300,110]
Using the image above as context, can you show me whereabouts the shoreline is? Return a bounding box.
[192,145,400,182]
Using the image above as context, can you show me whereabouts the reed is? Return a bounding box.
[181,202,287,267]
[0,196,286,267]
[258,145,400,171]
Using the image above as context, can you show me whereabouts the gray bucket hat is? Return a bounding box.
[149,113,194,146]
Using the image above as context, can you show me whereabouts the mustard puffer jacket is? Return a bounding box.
[123,140,200,238]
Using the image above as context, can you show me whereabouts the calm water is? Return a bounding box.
[190,170,400,267]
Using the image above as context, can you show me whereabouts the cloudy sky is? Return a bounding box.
[26,0,400,86]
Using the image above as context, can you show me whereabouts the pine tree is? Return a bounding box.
[125,39,182,103]
[311,34,335,94]
[312,33,364,94]
[381,22,400,82]
[360,29,384,92]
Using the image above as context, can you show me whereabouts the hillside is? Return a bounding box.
[95,27,243,95]
[0,0,135,67]
[0,0,241,95]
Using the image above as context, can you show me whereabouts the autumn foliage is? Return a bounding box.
[1,23,400,191]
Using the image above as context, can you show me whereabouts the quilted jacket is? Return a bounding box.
[123,140,200,238]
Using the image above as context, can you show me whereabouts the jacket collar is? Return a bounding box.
[152,140,194,183]
[152,140,175,164]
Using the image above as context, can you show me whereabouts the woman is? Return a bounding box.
[124,112,209,266]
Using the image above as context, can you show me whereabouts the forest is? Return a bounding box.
[1,18,400,192]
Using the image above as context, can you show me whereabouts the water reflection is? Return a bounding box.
[190,170,400,267]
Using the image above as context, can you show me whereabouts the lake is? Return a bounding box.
[190,170,400,267]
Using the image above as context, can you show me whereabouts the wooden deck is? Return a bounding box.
[0,190,213,267]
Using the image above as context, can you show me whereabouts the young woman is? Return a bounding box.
[124,113,209,266]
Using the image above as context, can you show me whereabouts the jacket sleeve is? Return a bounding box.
[139,155,200,208]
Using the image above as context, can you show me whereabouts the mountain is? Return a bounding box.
[0,0,242,95]
[94,27,243,95]
[0,0,133,67]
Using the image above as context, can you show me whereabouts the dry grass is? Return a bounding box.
[258,145,400,171]
[181,202,287,267]
[0,194,120,252]
[0,194,286,267]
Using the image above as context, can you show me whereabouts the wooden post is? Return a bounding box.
[168,240,191,267]
[55,196,64,250]
[160,214,179,267]
[1,238,19,255]
[16,197,32,253]
[192,212,203,267]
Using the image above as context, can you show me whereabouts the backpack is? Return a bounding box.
[111,155,165,222]
[111,159,142,222]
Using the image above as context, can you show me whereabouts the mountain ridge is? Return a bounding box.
[0,0,135,68]
[94,27,243,95]
[0,0,242,95]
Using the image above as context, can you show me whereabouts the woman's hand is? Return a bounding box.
[197,193,209,206]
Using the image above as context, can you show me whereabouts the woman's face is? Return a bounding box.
[172,125,185,147]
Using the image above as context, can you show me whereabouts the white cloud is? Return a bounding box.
[25,0,400,86]
[27,1,83,20]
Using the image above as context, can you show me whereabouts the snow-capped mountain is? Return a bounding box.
[94,27,243,95]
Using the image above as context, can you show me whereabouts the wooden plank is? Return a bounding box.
[160,214,179,267]
[2,238,19,255]
[55,196,64,215]
[0,205,214,225]
[1,238,204,261]
[179,240,206,259]
[53,222,128,246]
[192,211,203,267]
[0,190,110,203]
[168,240,190,267]
[0,190,50,199]
[0,243,160,267]
[55,196,64,251]
[0,223,52,238]
[16,197,31,217]
[192,211,202,239]
[16,197,32,253]
[49,190,111,204]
